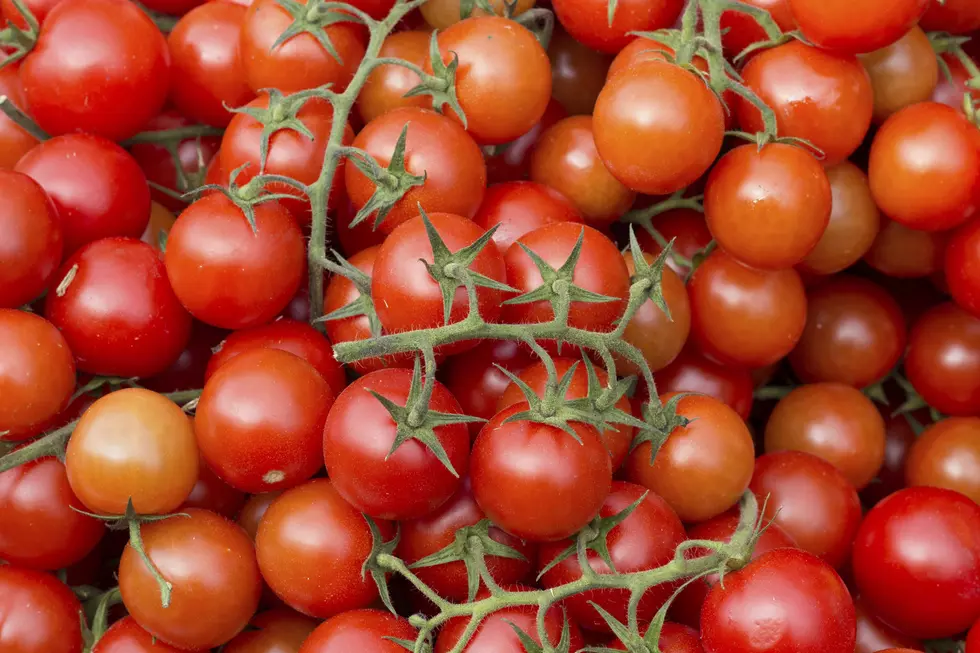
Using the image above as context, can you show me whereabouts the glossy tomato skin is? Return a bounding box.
[947,217,980,318]
[853,487,980,638]
[0,566,83,653]
[0,170,62,309]
[223,609,319,653]
[21,0,170,141]
[472,181,583,253]
[608,622,703,652]
[256,479,394,618]
[92,616,192,653]
[861,409,921,507]
[486,98,566,184]
[16,134,151,255]
[736,41,874,166]
[654,346,754,421]
[968,619,980,653]
[918,0,980,33]
[165,194,305,329]
[864,218,948,278]
[634,208,713,276]
[120,509,262,650]
[905,302,980,416]
[142,320,227,394]
[859,27,939,124]
[44,238,193,378]
[705,143,831,270]
[906,417,980,504]
[538,482,687,632]
[701,548,856,653]
[179,454,247,519]
[0,64,39,169]
[550,0,684,54]
[357,30,430,123]
[853,596,922,653]
[196,348,334,493]
[719,0,794,56]
[168,2,254,128]
[237,491,280,540]
[789,0,928,54]
[548,26,614,117]
[299,609,417,653]
[323,368,470,520]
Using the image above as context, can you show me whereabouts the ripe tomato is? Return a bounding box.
[180,453,246,519]
[21,0,169,141]
[550,0,684,54]
[688,249,807,368]
[256,479,394,618]
[529,115,636,225]
[420,0,534,29]
[92,616,191,653]
[863,218,947,278]
[165,194,305,329]
[854,596,923,653]
[44,238,193,378]
[906,417,980,504]
[719,0,794,57]
[634,208,713,276]
[0,64,39,170]
[237,491,280,540]
[626,393,755,523]
[853,487,980,638]
[0,309,75,440]
[141,320,227,394]
[869,102,980,232]
[736,41,873,166]
[345,107,486,235]
[168,1,254,128]
[654,346,754,421]
[472,181,583,253]
[0,566,83,653]
[120,509,262,650]
[788,0,928,54]
[357,31,430,124]
[299,609,417,653]
[861,410,920,507]
[538,482,687,632]
[549,26,614,116]
[701,548,856,653]
[486,98,567,184]
[905,302,980,416]
[932,53,980,113]
[239,0,367,94]
[223,609,319,653]
[705,143,831,270]
[16,134,150,255]
[858,27,939,124]
[608,622,703,652]
[442,340,534,436]
[323,368,470,520]
[919,0,980,33]
[947,217,980,318]
[0,170,62,309]
[593,60,724,196]
[969,619,980,653]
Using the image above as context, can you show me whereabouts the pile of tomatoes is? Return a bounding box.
[2,0,980,651]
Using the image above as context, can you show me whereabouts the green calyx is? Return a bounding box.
[404,31,468,127]
[272,0,361,63]
[344,125,427,230]
[630,392,693,464]
[0,0,38,67]
[228,87,326,174]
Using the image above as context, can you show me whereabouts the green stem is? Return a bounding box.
[122,125,224,146]
[0,94,48,141]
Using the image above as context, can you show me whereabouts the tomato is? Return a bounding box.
[529,115,636,225]
[688,249,807,368]
[256,479,394,618]
[179,453,246,519]
[853,486,980,638]
[749,451,862,568]
[142,320,227,394]
[919,0,980,33]
[538,482,687,632]
[863,218,947,278]
[701,548,856,653]
[323,368,470,520]
[345,107,486,235]
[0,0,60,29]
[237,491,280,540]
[969,619,980,653]
[947,217,980,318]
[0,309,75,440]
[372,212,508,354]
[503,222,630,334]
[21,0,169,142]
[420,0,535,29]
[549,26,613,116]
[397,481,535,601]
[862,411,920,507]
[485,98,567,184]
[472,181,583,253]
[93,616,194,653]
[165,194,305,329]
[608,622,703,652]
[0,566,83,653]
[932,53,980,113]
[197,348,334,493]
[869,102,980,232]
[223,609,319,653]
[789,276,906,388]
[736,41,874,166]
[905,302,980,416]
[854,596,923,653]
[471,403,611,541]
[705,143,830,270]
[44,238,193,378]
[119,509,262,650]
[442,340,534,436]
[0,170,61,310]
[634,208,713,277]
[906,417,980,503]
[719,0,795,57]
[334,198,387,256]
[299,609,417,652]
[357,31,430,123]
[788,0,928,54]
[240,0,367,94]
[858,27,939,124]
[0,64,40,169]
[654,346,754,421]
[16,134,151,255]
[626,393,755,523]
[168,1,254,128]
[799,162,881,275]
[550,0,684,54]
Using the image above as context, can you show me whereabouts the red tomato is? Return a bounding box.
[905,302,980,416]
[485,98,567,184]
[788,0,928,53]
[15,134,150,255]
[608,622,704,652]
[947,217,980,318]
[0,0,60,28]
[859,27,939,124]
[968,619,980,653]
[549,25,614,117]
[0,64,40,170]
[853,487,980,638]
[0,170,62,309]
[93,616,194,653]
[906,417,980,504]
[932,53,980,114]
[142,320,228,394]
[179,454,247,519]
[223,609,318,653]
[21,0,169,141]
[618,252,690,373]
[442,340,534,436]
[854,596,923,653]
[861,410,921,507]
[863,218,948,278]
[719,0,795,57]
[237,491,280,540]
[0,566,83,653]
[550,0,684,54]
[634,208,713,277]
[473,181,583,253]
[357,31,431,124]
[654,346,754,421]
[299,609,417,653]
[919,0,980,33]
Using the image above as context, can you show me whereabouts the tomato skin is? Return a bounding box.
[551,0,684,54]
[0,170,62,309]
[919,0,980,33]
[0,0,61,29]
[299,609,417,653]
[789,0,928,54]
[223,609,319,653]
[0,64,39,170]
[701,548,856,653]
[864,218,947,278]
[486,98,567,185]
[472,181,583,253]
[635,208,713,277]
[947,217,980,319]
[859,27,939,124]
[120,509,262,650]
[256,479,394,618]
[905,302,980,417]
[168,2,254,128]
[323,368,470,520]
[853,487,980,638]
[0,566,83,653]
[854,596,922,653]
[237,491,280,540]
[180,454,247,519]
[906,417,980,504]
[594,60,724,196]
[471,403,612,542]
[869,102,980,232]
[538,482,687,632]
[932,53,980,114]
[164,194,305,329]
[736,41,874,166]
[968,619,980,653]
[861,410,920,507]
[719,0,794,57]
[16,134,151,255]
[548,26,613,117]
[688,249,807,368]
[44,238,193,378]
[654,346,754,421]
[93,616,195,653]
[0,309,75,440]
[21,0,169,142]
[345,107,487,235]
[142,320,227,395]
[357,30,430,124]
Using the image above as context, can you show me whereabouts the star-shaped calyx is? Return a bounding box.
[271,0,359,63]
[404,31,467,126]
[346,125,427,230]
[507,610,576,653]
[315,249,382,339]
[227,87,323,175]
[630,392,694,464]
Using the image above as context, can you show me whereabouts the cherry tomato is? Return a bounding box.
[932,53,980,113]
[92,616,194,653]
[21,0,170,141]
[0,170,61,309]
[861,410,921,507]
[179,451,246,519]
[420,0,535,29]
[853,486,980,638]
[719,0,795,57]
[223,609,319,653]
[947,217,980,318]
[300,609,417,652]
[550,0,684,54]
[472,181,583,253]
[863,218,947,278]
[919,0,980,33]
[0,566,83,653]
[654,346,754,421]
[357,30,430,123]
[968,619,980,653]
[442,340,534,436]
[237,491,280,540]
[609,622,704,652]
[485,98,566,184]
[858,27,939,123]
[788,0,928,54]
[854,596,923,653]
[548,26,613,116]
[634,208,713,277]
[906,417,980,504]
[905,302,980,416]
[142,320,227,394]
[0,64,39,169]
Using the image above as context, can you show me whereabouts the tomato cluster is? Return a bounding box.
[2,0,980,652]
